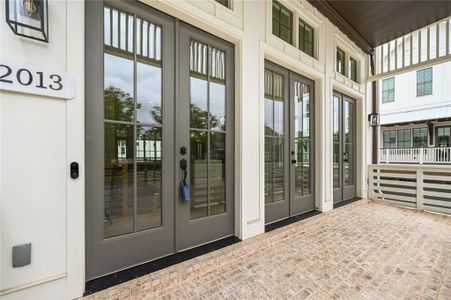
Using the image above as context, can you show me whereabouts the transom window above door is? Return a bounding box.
[272,1,293,44]
[298,19,314,57]
[336,48,345,75]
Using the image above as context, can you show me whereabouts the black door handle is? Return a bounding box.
[180,159,187,170]
[291,159,297,164]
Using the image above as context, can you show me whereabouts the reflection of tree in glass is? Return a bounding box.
[189,103,220,149]
[149,106,162,125]
[104,86,141,122]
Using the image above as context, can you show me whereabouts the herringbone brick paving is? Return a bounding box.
[83,200,451,299]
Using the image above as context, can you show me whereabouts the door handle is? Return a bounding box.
[180,158,187,170]
[343,153,349,163]
[291,159,297,164]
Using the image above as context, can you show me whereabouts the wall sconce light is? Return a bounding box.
[5,0,49,42]
[368,113,380,127]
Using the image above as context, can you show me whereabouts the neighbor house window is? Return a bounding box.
[412,128,428,148]
[215,0,229,8]
[299,19,314,57]
[383,130,397,149]
[437,127,451,147]
[349,57,357,82]
[417,67,432,96]
[336,48,345,75]
[272,1,292,44]
[397,129,411,148]
[382,77,395,103]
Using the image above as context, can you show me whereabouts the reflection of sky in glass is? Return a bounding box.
[294,95,302,138]
[345,101,350,135]
[303,90,310,137]
[265,98,273,134]
[191,77,208,111]
[137,63,161,124]
[333,96,339,135]
[274,99,284,136]
[104,53,134,96]
[209,82,225,131]
[265,98,284,136]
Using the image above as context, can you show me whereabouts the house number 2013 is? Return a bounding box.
[0,61,74,99]
[0,65,63,91]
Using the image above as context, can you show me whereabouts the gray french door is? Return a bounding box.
[333,91,356,203]
[86,0,234,280]
[264,61,315,224]
[177,22,234,250]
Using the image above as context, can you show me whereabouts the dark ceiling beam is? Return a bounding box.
[308,0,373,54]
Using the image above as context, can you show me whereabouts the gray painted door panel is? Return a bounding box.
[264,61,315,224]
[85,0,234,280]
[332,91,356,203]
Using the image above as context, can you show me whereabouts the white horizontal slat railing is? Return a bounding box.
[369,164,451,214]
[380,147,451,164]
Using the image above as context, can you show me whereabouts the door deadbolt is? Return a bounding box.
[180,146,187,155]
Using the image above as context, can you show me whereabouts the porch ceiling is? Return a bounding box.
[308,0,451,54]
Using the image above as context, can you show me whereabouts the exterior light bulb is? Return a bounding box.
[22,0,36,15]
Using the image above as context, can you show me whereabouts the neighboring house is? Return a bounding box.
[379,61,451,164]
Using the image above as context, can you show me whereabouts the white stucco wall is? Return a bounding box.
[0,0,84,299]
[1,0,370,299]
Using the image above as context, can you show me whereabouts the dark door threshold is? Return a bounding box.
[333,197,362,209]
[84,236,241,295]
[265,210,321,232]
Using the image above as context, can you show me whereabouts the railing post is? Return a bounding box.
[368,165,373,199]
[416,168,424,211]
[419,148,424,164]
[386,149,390,163]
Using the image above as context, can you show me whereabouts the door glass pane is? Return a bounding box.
[265,97,274,135]
[344,100,355,187]
[333,96,340,189]
[190,77,208,129]
[265,137,274,204]
[294,81,302,138]
[273,73,284,137]
[302,138,311,195]
[210,132,226,215]
[210,82,226,131]
[294,81,312,198]
[136,126,162,231]
[104,123,134,238]
[189,40,228,219]
[301,83,311,196]
[294,138,302,198]
[103,7,164,238]
[273,138,284,202]
[137,62,162,125]
[104,53,134,122]
[190,131,208,219]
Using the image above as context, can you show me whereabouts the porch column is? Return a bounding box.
[238,0,266,240]
[371,52,379,164]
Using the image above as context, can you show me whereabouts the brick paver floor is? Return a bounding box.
[83,200,451,299]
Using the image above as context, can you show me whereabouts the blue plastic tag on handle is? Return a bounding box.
[182,182,191,201]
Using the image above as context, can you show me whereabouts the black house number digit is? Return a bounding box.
[0,64,64,91]
[0,65,13,83]
[49,74,63,91]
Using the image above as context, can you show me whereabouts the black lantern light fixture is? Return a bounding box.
[368,113,380,127]
[6,0,49,42]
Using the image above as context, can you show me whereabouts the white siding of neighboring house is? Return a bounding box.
[379,61,451,125]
